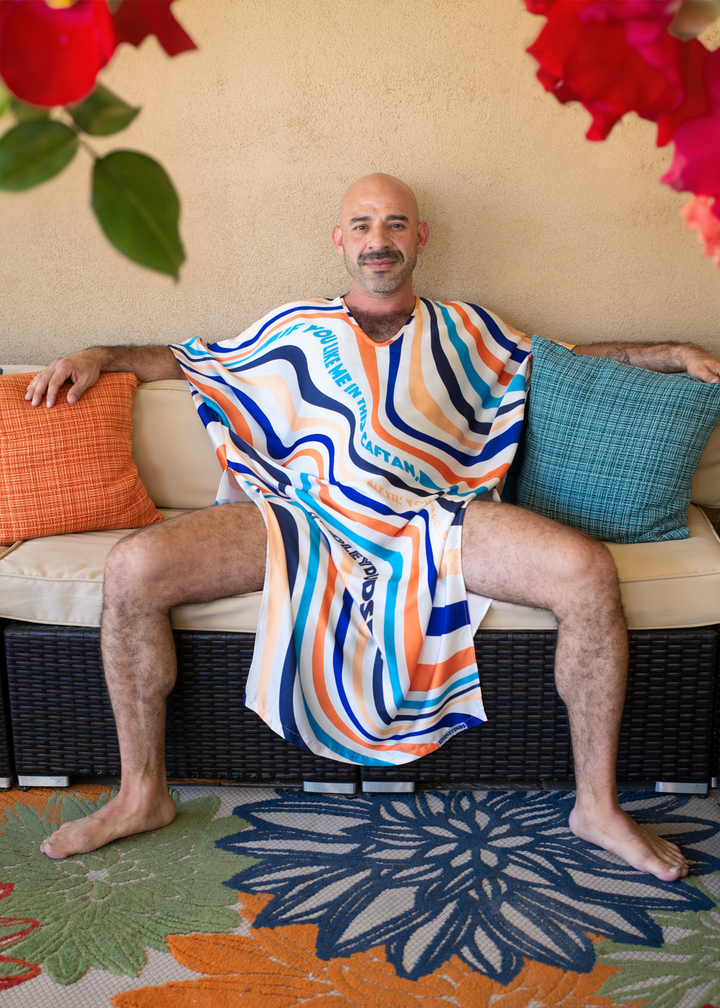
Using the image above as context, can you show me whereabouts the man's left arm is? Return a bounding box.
[574,342,720,383]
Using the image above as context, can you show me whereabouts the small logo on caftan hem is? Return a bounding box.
[437,723,469,746]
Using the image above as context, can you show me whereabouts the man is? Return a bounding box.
[27,174,720,877]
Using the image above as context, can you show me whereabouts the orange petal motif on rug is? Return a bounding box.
[111,895,636,1008]
[0,784,113,823]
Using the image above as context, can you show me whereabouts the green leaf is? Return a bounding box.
[0,959,34,980]
[1,790,243,982]
[92,150,185,278]
[597,889,720,1008]
[0,81,12,120]
[68,84,140,136]
[10,99,50,122]
[0,121,78,191]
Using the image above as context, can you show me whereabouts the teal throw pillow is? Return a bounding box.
[515,336,720,543]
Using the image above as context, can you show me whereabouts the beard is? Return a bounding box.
[344,247,417,293]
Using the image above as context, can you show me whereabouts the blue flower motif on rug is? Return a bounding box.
[218,790,720,986]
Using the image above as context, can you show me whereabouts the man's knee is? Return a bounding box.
[550,533,622,617]
[104,526,176,604]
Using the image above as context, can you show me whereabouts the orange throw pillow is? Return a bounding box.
[0,371,163,544]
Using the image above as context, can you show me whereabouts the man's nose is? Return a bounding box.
[366,226,394,248]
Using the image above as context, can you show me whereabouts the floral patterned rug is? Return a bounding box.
[0,783,719,1007]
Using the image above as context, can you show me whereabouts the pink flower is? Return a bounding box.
[681,196,720,271]
[0,0,117,107]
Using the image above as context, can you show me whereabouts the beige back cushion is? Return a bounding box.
[2,369,224,510]
[4,366,719,508]
[130,380,225,509]
[692,422,720,508]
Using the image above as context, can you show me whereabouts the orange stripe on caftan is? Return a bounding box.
[356,335,491,491]
[448,303,524,386]
[409,646,478,693]
[192,378,255,447]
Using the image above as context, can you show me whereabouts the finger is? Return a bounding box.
[24,375,42,403]
[696,364,720,383]
[26,370,55,407]
[44,367,75,408]
[66,376,94,404]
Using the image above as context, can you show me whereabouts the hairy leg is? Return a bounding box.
[41,503,267,858]
[462,500,687,882]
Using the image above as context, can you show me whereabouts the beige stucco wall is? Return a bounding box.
[2,0,720,363]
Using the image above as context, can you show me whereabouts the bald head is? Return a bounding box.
[332,174,429,297]
[339,173,420,226]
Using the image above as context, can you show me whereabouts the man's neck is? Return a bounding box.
[343,283,417,344]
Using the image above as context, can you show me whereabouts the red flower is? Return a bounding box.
[112,0,196,57]
[525,0,705,141]
[0,0,117,107]
[661,48,720,198]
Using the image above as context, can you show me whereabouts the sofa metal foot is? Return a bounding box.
[17,775,70,788]
[362,780,415,793]
[303,781,357,795]
[655,781,709,795]
[0,776,13,790]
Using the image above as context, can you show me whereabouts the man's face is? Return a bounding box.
[332,178,429,295]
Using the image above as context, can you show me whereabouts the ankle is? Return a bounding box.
[572,788,621,816]
[115,778,172,806]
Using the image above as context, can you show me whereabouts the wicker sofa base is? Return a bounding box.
[3,621,718,789]
[0,621,14,787]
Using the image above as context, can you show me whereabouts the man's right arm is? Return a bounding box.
[25,345,184,408]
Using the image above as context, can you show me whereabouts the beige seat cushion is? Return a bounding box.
[1,505,718,632]
[480,505,720,630]
[0,510,263,632]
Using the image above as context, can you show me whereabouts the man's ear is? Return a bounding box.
[417,220,429,254]
[331,225,345,257]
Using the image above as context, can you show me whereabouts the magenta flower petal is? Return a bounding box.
[112,0,196,56]
[661,109,720,196]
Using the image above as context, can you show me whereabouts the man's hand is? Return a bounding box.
[26,350,105,408]
[575,342,720,383]
[678,344,720,383]
[25,345,184,407]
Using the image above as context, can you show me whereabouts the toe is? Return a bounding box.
[41,840,64,860]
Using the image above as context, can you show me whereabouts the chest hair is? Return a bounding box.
[349,309,413,343]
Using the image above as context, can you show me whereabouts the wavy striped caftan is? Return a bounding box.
[170,297,530,765]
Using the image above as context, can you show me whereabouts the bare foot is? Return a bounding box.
[569,802,689,881]
[40,789,177,859]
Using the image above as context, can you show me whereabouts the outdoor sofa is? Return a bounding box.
[1,362,719,796]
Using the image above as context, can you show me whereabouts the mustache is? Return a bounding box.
[358,250,404,265]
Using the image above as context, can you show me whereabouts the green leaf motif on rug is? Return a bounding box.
[0,789,256,985]
[597,875,720,1008]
